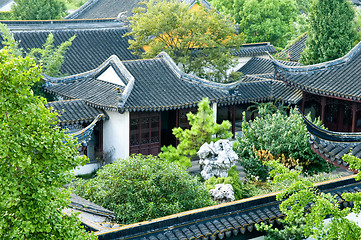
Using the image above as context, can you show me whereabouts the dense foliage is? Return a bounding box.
[125,0,244,82]
[258,158,361,239]
[234,107,331,180]
[73,154,214,224]
[159,98,232,168]
[12,0,67,20]
[300,0,357,64]
[0,24,74,99]
[239,0,298,47]
[0,49,94,239]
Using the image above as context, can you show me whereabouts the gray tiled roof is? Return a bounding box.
[237,57,299,75]
[44,54,230,111]
[273,41,361,101]
[0,19,139,75]
[232,42,277,58]
[66,0,213,19]
[44,53,302,112]
[276,33,307,62]
[232,79,302,104]
[46,99,108,126]
[309,134,360,171]
[94,175,360,240]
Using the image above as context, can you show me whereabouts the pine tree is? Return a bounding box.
[159,98,232,168]
[300,0,357,64]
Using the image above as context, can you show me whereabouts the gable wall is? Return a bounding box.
[103,110,130,162]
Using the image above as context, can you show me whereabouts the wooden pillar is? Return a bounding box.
[232,105,236,138]
[321,97,326,123]
[301,92,306,113]
[352,102,357,132]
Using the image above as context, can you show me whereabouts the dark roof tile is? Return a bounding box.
[95,176,360,240]
[66,0,213,19]
[0,19,139,75]
[274,41,361,101]
[46,99,107,125]
[238,57,299,76]
[232,42,277,57]
[44,53,303,113]
[276,33,307,62]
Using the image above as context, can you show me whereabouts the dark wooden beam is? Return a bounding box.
[321,97,326,123]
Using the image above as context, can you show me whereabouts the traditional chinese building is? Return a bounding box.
[274,41,361,133]
[43,52,301,162]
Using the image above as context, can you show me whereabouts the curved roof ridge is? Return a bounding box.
[66,0,100,19]
[156,51,243,91]
[44,54,134,86]
[273,41,361,73]
[0,18,116,25]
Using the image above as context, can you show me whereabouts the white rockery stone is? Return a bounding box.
[197,139,238,180]
[209,184,235,203]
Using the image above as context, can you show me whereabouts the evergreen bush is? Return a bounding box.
[72,154,215,224]
[234,107,331,181]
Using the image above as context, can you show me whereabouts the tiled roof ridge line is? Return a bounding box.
[157,51,242,91]
[94,175,357,239]
[70,114,103,143]
[0,18,116,25]
[65,0,99,20]
[272,40,361,73]
[45,55,135,110]
[9,25,128,33]
[242,42,272,47]
[112,56,135,109]
[44,55,133,85]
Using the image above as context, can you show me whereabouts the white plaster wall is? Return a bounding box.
[103,110,130,162]
[212,102,217,123]
[73,163,99,176]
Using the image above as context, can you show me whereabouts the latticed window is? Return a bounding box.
[130,112,161,155]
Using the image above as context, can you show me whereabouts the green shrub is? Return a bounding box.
[204,166,256,200]
[234,107,332,181]
[0,11,12,20]
[72,154,214,224]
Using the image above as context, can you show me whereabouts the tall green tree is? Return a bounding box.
[0,24,75,99]
[208,0,245,23]
[125,0,244,82]
[239,0,298,47]
[300,0,357,64]
[12,0,67,20]
[159,98,232,168]
[0,49,94,239]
